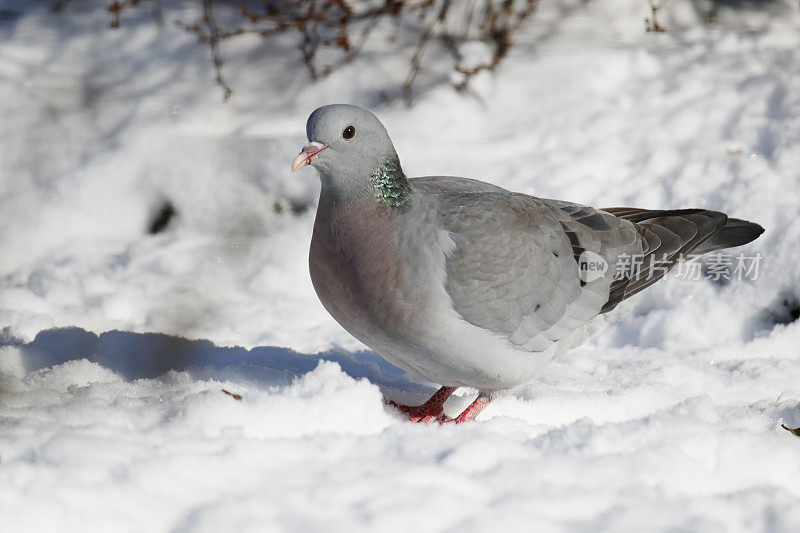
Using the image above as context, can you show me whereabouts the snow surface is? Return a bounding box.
[2,0,800,531]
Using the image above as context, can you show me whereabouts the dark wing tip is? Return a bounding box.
[694,218,764,254]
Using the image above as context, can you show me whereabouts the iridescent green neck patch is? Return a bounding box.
[369,157,411,209]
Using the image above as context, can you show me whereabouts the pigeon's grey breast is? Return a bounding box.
[309,191,459,380]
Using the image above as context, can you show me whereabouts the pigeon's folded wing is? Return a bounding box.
[430,189,642,351]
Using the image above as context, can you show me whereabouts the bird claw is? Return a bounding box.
[386,386,457,423]
[386,399,446,423]
[386,399,415,415]
[385,387,489,424]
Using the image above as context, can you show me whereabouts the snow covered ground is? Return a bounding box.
[2,0,800,530]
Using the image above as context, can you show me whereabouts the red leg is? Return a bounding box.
[441,394,491,424]
[387,386,457,423]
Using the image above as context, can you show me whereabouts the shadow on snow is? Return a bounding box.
[4,327,434,399]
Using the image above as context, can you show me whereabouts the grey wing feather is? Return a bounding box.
[415,181,642,353]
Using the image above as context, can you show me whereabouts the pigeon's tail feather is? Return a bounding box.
[600,207,764,312]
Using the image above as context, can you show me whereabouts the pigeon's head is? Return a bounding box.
[291,104,399,182]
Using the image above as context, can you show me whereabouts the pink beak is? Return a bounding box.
[291,142,327,172]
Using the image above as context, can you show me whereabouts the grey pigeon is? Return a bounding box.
[292,104,764,423]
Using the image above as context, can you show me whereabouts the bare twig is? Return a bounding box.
[402,0,452,106]
[203,0,232,100]
[452,0,538,96]
[107,0,163,28]
[221,389,243,400]
[645,0,667,33]
[108,0,140,28]
[103,0,539,104]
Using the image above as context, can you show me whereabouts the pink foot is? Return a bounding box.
[440,395,491,424]
[387,386,456,423]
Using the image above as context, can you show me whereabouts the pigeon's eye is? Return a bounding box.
[342,125,356,140]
